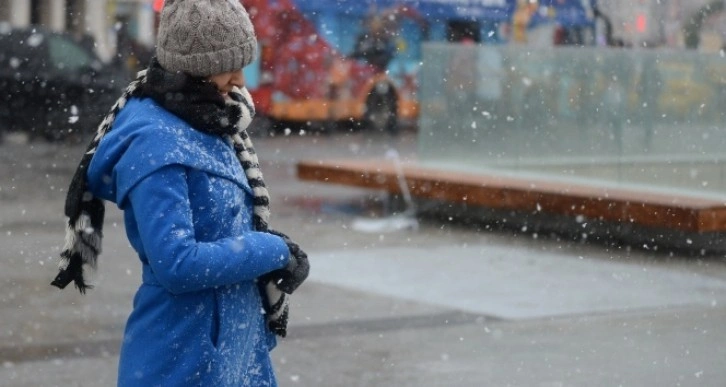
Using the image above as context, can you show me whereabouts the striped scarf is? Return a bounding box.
[52,65,290,336]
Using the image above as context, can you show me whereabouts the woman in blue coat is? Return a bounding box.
[51,1,309,385]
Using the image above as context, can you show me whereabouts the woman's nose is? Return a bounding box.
[230,70,245,88]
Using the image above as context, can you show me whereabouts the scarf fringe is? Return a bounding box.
[52,71,147,292]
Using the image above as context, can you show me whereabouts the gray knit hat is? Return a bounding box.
[156,0,257,77]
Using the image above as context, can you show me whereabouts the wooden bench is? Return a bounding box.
[297,159,726,234]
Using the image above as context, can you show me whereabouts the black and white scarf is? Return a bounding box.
[52,60,290,337]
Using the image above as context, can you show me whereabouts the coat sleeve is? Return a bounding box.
[127,164,290,294]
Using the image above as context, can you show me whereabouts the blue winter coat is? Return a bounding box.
[87,97,290,387]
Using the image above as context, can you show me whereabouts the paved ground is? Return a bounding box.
[1,129,726,386]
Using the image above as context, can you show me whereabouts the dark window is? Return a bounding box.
[446,20,480,43]
[30,0,42,25]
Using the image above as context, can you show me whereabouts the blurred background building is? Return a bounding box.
[0,0,725,63]
[0,0,156,61]
[597,0,725,51]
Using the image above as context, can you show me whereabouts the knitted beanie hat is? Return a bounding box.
[156,0,257,77]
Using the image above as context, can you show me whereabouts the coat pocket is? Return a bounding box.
[209,290,221,349]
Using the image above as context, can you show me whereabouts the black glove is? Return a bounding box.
[267,229,310,294]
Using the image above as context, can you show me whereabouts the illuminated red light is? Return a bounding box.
[636,14,647,33]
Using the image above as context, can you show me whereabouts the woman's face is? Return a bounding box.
[207,69,245,98]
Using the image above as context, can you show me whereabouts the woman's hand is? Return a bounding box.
[266,229,310,294]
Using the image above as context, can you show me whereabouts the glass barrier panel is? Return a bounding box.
[419,43,726,200]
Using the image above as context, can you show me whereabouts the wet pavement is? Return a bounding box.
[1,129,726,386]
